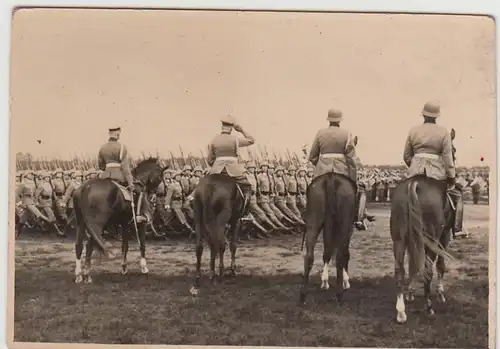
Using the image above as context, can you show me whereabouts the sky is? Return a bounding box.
[9,9,496,166]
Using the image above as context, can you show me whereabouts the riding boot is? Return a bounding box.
[240,188,253,221]
[354,191,367,230]
[263,216,279,231]
[453,191,467,238]
[53,223,66,237]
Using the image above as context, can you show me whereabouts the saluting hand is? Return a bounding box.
[233,124,243,132]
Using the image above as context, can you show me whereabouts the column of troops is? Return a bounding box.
[14,162,489,239]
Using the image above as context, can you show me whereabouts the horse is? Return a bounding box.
[390,174,455,323]
[73,158,168,284]
[299,172,357,304]
[189,173,246,296]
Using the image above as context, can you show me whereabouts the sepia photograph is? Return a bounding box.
[7,7,496,348]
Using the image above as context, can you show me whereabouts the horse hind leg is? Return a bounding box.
[83,238,94,284]
[424,251,437,317]
[321,228,335,290]
[190,224,204,296]
[393,239,407,323]
[74,221,86,284]
[229,221,241,277]
[299,216,323,304]
[121,227,129,275]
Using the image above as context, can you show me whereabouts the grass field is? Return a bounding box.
[13,204,490,347]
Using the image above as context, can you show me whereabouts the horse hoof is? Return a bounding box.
[190,286,199,296]
[396,311,407,324]
[75,275,83,284]
[427,308,436,317]
[84,276,92,284]
[320,281,330,290]
[141,267,149,274]
[343,280,350,290]
[121,268,128,275]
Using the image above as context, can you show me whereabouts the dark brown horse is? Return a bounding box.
[299,173,357,304]
[190,173,245,296]
[73,158,167,284]
[390,175,455,323]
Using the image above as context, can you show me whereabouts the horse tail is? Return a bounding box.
[407,179,426,278]
[76,182,109,256]
[323,173,339,241]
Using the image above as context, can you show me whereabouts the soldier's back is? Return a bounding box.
[99,140,123,163]
[408,123,448,154]
[314,127,350,154]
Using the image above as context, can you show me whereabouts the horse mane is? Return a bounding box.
[132,157,159,176]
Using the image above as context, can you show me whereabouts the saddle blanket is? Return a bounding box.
[111,181,133,202]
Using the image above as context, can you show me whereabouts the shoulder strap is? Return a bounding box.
[119,143,124,162]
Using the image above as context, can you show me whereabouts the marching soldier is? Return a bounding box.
[246,161,280,232]
[285,166,304,219]
[296,167,308,214]
[267,163,296,227]
[206,114,255,220]
[16,170,51,235]
[98,125,150,223]
[51,168,68,225]
[35,171,64,236]
[403,101,460,235]
[165,171,196,236]
[274,165,305,224]
[257,162,289,229]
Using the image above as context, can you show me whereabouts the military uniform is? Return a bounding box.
[180,165,195,221]
[308,109,358,183]
[51,168,68,222]
[274,166,304,224]
[17,171,50,232]
[206,115,255,219]
[296,167,308,214]
[403,102,455,181]
[256,163,287,227]
[165,172,195,235]
[285,166,304,219]
[245,162,281,232]
[34,172,57,223]
[404,101,462,238]
[98,134,134,187]
[98,126,149,223]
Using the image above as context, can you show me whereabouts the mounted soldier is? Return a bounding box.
[206,114,255,220]
[300,108,358,304]
[97,125,149,223]
[391,100,457,323]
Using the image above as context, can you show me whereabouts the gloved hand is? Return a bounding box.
[233,124,243,133]
[446,177,456,191]
[164,204,171,211]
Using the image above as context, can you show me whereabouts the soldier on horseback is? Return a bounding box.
[206,114,255,220]
[308,108,358,204]
[97,125,149,223]
[403,101,460,233]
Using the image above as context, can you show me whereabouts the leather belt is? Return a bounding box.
[288,192,297,195]
[260,191,269,195]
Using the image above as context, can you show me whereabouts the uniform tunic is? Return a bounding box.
[296,176,308,212]
[256,172,282,223]
[308,125,357,182]
[35,181,56,222]
[274,175,300,221]
[285,175,302,217]
[207,131,254,179]
[62,180,81,209]
[403,122,455,181]
[246,172,272,224]
[165,181,188,224]
[98,138,134,186]
[52,178,67,220]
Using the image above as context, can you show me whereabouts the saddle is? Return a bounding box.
[111,181,133,202]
